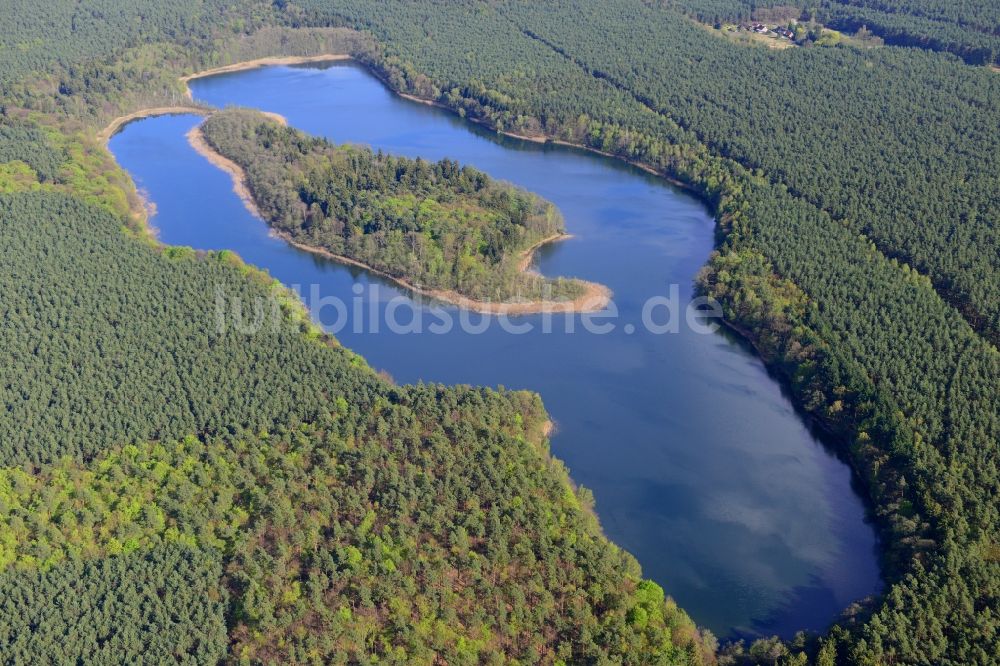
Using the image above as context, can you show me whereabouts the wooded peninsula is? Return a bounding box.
[194,108,606,312]
[0,1,997,664]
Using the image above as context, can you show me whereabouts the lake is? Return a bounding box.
[109,60,880,638]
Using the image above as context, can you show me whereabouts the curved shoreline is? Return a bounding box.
[99,105,208,144]
[185,124,264,218]
[98,54,611,315]
[281,234,612,315]
[387,83,696,190]
[518,232,572,273]
[99,55,347,143]
[186,123,611,315]
[178,54,352,84]
[100,53,691,223]
[92,49,888,640]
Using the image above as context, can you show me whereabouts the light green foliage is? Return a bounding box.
[0,393,710,664]
[201,108,587,302]
[0,160,41,193]
[0,117,132,215]
[0,139,706,664]
[290,1,1000,662]
[1,0,998,663]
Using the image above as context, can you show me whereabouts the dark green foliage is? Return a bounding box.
[0,543,227,665]
[667,0,1000,64]
[1,3,370,126]
[0,2,706,663]
[1,0,999,662]
[815,3,1000,66]
[0,186,707,661]
[0,190,379,465]
[304,0,1000,339]
[284,1,1000,661]
[0,121,63,182]
[0,0,278,94]
[200,108,584,301]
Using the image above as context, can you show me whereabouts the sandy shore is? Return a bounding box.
[178,54,352,83]
[102,53,611,314]
[101,51,695,194]
[260,110,288,125]
[186,122,610,315]
[280,234,612,315]
[103,53,693,199]
[363,55,709,192]
[98,105,207,144]
[394,89,551,144]
[186,125,263,218]
[99,54,345,142]
[518,233,571,272]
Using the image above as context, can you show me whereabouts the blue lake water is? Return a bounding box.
[109,61,880,638]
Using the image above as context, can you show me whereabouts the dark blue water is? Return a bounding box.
[109,61,880,638]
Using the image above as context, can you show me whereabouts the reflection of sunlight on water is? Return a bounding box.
[705,490,836,567]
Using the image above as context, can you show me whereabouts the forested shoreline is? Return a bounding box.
[278,2,1000,662]
[0,184,710,663]
[0,5,709,665]
[0,0,997,663]
[197,108,592,305]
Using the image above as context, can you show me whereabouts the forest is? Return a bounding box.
[666,0,1000,65]
[315,0,1000,346]
[199,108,585,302]
[0,0,997,663]
[310,2,999,662]
[297,1,998,662]
[0,185,711,664]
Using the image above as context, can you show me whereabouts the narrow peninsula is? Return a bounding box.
[193,108,609,313]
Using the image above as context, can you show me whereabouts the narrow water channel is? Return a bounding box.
[109,61,880,637]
